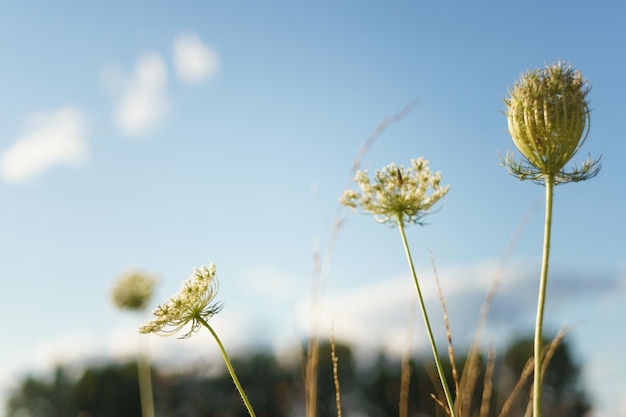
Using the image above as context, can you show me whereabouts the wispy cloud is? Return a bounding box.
[291,258,624,358]
[173,32,219,84]
[0,107,89,184]
[103,52,169,137]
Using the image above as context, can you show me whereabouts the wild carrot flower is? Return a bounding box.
[500,61,600,417]
[340,158,450,226]
[111,270,158,311]
[501,60,601,184]
[140,263,222,338]
[341,158,456,417]
[139,262,256,417]
[112,270,158,417]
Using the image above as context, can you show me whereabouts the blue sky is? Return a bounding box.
[0,1,624,416]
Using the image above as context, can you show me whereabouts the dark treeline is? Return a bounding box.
[6,336,590,417]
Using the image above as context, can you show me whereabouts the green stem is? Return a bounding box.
[397,221,457,417]
[198,317,257,417]
[534,175,554,417]
[137,334,155,417]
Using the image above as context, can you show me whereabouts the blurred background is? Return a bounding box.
[0,1,624,416]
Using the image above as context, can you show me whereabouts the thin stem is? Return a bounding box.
[397,221,457,417]
[137,334,155,417]
[197,317,257,417]
[534,174,554,417]
[330,329,343,417]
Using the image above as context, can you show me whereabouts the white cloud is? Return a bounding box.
[106,51,169,137]
[288,257,626,359]
[173,32,219,84]
[0,107,89,184]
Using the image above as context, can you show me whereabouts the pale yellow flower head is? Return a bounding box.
[139,263,222,338]
[340,158,450,226]
[502,60,600,184]
[111,270,157,311]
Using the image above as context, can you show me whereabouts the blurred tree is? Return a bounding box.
[3,337,591,417]
[496,337,591,417]
[155,351,298,417]
[71,362,143,417]
[6,366,77,417]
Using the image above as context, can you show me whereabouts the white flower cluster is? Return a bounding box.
[111,270,157,311]
[341,158,450,226]
[139,263,222,338]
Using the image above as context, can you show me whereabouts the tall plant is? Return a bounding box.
[111,270,158,417]
[341,158,454,416]
[500,60,600,417]
[139,263,257,417]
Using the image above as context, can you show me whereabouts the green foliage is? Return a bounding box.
[6,367,76,417]
[497,337,591,417]
[72,363,142,417]
[4,337,591,417]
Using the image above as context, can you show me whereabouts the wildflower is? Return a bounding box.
[139,263,222,338]
[139,262,256,417]
[111,270,157,311]
[340,158,450,226]
[342,157,457,417]
[500,61,600,417]
[111,270,158,417]
[501,60,601,184]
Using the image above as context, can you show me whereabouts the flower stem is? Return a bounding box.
[198,317,257,417]
[397,221,457,417]
[137,333,155,417]
[534,174,554,417]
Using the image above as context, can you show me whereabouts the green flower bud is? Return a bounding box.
[501,61,600,184]
[111,270,158,311]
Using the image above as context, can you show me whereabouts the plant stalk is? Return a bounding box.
[137,333,155,417]
[198,317,257,417]
[398,221,457,417]
[534,174,554,417]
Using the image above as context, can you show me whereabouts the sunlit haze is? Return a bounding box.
[0,2,624,416]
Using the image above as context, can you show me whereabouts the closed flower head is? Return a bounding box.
[139,263,222,338]
[340,158,450,226]
[111,270,157,311]
[502,60,600,184]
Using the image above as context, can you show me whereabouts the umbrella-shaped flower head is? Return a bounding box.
[341,157,450,226]
[140,263,222,338]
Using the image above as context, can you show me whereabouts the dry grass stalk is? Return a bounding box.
[305,102,418,417]
[347,100,418,182]
[304,335,320,417]
[430,252,461,399]
[425,364,451,417]
[399,299,417,417]
[330,328,342,417]
[498,329,566,417]
[498,353,534,417]
[479,346,496,417]
[458,202,540,416]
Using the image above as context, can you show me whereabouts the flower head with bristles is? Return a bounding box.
[340,158,450,226]
[111,270,157,311]
[501,60,601,185]
[139,263,222,338]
